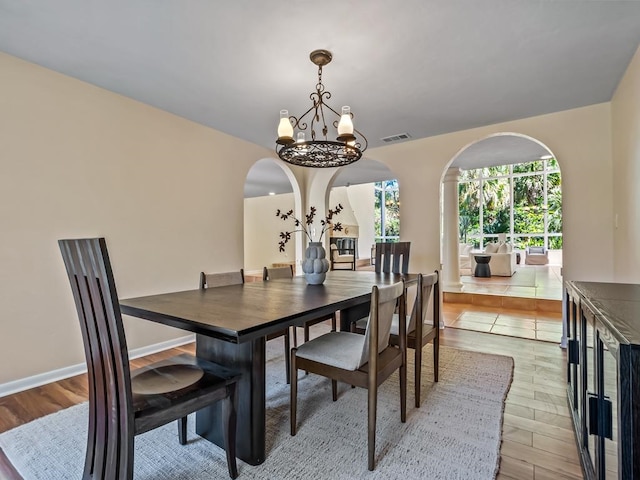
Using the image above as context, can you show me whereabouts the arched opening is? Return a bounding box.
[439,133,564,341]
[243,157,303,279]
[326,158,400,268]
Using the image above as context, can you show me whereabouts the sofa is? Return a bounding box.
[468,242,517,276]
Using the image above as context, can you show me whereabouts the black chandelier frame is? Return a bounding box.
[276,50,367,168]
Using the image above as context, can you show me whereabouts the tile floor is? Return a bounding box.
[446,264,564,342]
[459,264,564,300]
[442,302,563,342]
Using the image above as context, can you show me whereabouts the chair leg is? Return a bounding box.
[400,357,407,423]
[223,384,239,479]
[368,383,377,471]
[284,330,291,384]
[290,348,298,436]
[415,345,422,408]
[434,339,439,383]
[292,327,298,348]
[178,416,188,445]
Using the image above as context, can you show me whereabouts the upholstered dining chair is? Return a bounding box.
[202,268,292,384]
[60,238,239,479]
[263,265,337,346]
[354,271,440,407]
[290,281,407,471]
[374,241,411,274]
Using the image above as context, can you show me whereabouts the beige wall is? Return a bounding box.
[0,53,271,384]
[366,103,614,282]
[611,45,640,283]
[244,193,295,272]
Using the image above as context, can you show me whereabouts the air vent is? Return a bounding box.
[381,133,411,143]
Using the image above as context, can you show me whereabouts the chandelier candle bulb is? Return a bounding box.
[337,106,354,135]
[277,110,294,143]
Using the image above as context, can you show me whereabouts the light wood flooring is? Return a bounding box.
[0,325,582,479]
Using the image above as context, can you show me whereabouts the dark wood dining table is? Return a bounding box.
[120,270,417,465]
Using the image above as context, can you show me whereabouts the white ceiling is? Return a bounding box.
[1,1,638,196]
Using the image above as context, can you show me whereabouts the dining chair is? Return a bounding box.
[290,281,407,471]
[263,266,337,346]
[374,241,411,274]
[354,271,440,407]
[59,238,240,479]
[202,268,292,384]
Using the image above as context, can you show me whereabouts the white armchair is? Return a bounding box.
[459,243,473,270]
[525,246,549,265]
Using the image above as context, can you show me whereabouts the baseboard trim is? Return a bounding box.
[0,334,196,398]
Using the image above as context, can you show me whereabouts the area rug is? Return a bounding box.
[0,344,513,480]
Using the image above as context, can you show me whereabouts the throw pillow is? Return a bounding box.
[485,243,498,254]
[497,243,508,253]
[529,246,545,254]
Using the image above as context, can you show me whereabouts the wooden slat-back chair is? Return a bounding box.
[59,238,240,479]
[290,281,407,471]
[374,241,411,274]
[263,266,337,346]
[353,271,440,407]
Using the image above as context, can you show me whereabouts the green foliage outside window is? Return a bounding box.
[459,158,562,249]
[374,180,400,241]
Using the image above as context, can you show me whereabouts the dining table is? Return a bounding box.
[120,270,417,465]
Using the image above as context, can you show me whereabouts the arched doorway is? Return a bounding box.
[243,157,303,278]
[440,133,564,341]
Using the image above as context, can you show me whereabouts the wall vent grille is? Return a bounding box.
[381,133,411,143]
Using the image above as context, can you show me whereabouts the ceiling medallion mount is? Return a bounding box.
[275,49,367,168]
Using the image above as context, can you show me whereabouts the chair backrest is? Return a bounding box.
[359,281,405,367]
[407,272,438,333]
[375,242,411,274]
[59,238,135,473]
[200,269,244,289]
[263,265,294,281]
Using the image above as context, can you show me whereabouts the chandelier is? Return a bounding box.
[275,49,367,168]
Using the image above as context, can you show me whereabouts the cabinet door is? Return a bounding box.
[566,289,580,413]
[600,339,618,479]
[584,306,598,475]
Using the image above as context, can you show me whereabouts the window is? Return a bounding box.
[459,159,562,250]
[374,180,400,243]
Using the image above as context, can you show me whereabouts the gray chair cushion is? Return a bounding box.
[295,332,366,371]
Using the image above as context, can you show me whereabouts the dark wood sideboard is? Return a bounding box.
[565,281,640,479]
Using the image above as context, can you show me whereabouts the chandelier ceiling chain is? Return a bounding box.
[275,49,367,168]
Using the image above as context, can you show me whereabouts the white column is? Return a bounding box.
[442,167,463,292]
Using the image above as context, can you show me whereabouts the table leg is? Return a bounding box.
[339,302,371,331]
[195,335,266,465]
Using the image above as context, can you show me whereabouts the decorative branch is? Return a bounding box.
[276,204,344,252]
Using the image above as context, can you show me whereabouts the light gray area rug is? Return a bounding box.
[0,344,513,479]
